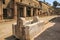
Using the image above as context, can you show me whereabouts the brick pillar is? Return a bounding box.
[31,8,33,17]
[23,6,26,18]
[0,1,3,20]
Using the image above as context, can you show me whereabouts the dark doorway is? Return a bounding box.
[3,9,8,19]
[33,9,36,16]
[27,7,31,17]
[3,8,14,19]
[19,7,24,17]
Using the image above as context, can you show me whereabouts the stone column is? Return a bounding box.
[0,0,3,20]
[31,8,33,17]
[39,10,41,16]
[35,9,38,16]
[23,6,26,18]
[14,3,17,19]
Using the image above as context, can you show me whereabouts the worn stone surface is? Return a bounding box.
[0,16,59,40]
[13,17,44,40]
[34,17,60,40]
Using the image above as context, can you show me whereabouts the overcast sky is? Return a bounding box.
[39,0,60,5]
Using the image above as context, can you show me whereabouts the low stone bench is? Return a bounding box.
[12,16,44,40]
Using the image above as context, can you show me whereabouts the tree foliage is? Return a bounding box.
[53,1,58,8]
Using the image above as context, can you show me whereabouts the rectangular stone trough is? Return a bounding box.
[12,16,44,40]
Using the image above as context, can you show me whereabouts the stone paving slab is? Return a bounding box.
[39,15,58,23]
[0,20,16,40]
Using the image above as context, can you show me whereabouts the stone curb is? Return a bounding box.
[0,16,58,23]
[0,19,14,23]
[45,16,58,24]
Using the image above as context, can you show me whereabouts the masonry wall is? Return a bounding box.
[14,0,40,19]
[0,0,41,20]
[42,3,50,16]
[3,0,11,8]
[42,3,55,16]
[42,3,49,12]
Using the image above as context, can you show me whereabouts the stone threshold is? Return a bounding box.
[0,19,15,23]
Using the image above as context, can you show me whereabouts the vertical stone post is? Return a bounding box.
[31,8,33,17]
[35,9,38,16]
[0,0,3,20]
[14,2,17,19]
[23,6,26,18]
[39,10,41,16]
[17,5,20,28]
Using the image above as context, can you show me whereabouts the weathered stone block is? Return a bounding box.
[12,17,44,40]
